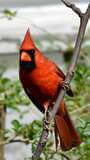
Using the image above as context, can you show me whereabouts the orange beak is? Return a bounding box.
[21,52,31,62]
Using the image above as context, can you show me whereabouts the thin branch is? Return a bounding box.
[32,2,90,160]
[0,138,31,146]
[86,3,90,17]
[49,149,70,160]
[51,5,90,120]
[51,149,71,160]
[71,104,90,117]
[61,0,83,18]
[32,115,50,159]
[59,151,70,160]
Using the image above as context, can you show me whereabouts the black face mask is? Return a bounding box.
[20,61,35,71]
[20,49,36,71]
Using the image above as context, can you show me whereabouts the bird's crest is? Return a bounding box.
[20,28,35,50]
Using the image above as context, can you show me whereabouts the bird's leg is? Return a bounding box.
[43,101,53,130]
[43,109,50,130]
[43,101,49,118]
[43,101,55,131]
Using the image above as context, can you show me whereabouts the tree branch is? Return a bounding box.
[61,0,83,18]
[32,2,90,160]
[59,151,70,160]
[0,138,31,146]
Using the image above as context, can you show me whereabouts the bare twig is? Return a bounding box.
[49,149,70,160]
[51,4,90,120]
[71,104,90,117]
[61,0,83,18]
[32,2,90,160]
[0,138,31,146]
[59,151,70,160]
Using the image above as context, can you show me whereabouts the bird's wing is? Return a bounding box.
[55,65,73,97]
[55,65,65,79]
[23,87,45,113]
[45,56,65,79]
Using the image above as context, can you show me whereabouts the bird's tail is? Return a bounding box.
[55,100,81,151]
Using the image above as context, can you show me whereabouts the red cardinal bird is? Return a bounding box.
[19,29,81,151]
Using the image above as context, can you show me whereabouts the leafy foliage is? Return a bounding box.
[66,64,90,112]
[12,119,42,140]
[0,67,30,110]
[2,9,17,20]
[3,62,89,160]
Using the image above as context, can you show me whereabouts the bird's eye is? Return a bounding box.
[28,49,35,54]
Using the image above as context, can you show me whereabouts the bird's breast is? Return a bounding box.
[20,59,64,102]
[28,67,62,97]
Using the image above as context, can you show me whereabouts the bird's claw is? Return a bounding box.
[43,118,50,130]
[61,81,70,92]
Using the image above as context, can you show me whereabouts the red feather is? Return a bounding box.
[19,29,81,151]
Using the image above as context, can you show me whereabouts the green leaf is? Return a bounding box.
[12,120,22,132]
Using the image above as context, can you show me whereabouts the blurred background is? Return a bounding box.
[0,1,90,160]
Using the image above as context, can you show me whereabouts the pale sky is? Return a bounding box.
[0,0,86,8]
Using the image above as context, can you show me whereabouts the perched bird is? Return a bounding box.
[19,29,81,151]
